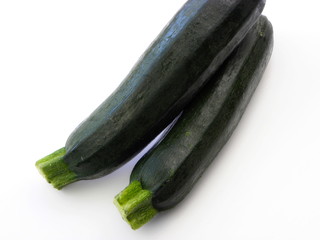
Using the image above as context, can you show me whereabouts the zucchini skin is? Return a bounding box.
[130,16,274,211]
[64,0,266,180]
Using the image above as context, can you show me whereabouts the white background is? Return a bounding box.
[1,0,320,239]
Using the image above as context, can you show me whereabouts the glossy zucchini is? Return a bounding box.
[36,0,265,189]
[114,16,274,230]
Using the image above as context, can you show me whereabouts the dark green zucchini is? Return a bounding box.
[114,16,274,230]
[36,0,265,189]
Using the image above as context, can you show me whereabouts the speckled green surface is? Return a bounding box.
[130,16,274,211]
[60,0,266,181]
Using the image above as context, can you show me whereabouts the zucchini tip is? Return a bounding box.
[114,181,158,230]
[35,148,77,190]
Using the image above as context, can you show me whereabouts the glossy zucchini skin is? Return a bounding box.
[64,0,266,180]
[130,16,274,211]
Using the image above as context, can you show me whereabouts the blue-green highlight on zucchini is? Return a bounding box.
[114,15,274,230]
[36,0,266,189]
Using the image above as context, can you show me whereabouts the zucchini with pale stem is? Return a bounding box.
[114,16,274,230]
[36,0,265,189]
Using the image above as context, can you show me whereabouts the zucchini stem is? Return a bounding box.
[114,181,158,230]
[35,148,77,189]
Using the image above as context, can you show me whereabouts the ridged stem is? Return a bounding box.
[35,148,77,189]
[114,181,158,230]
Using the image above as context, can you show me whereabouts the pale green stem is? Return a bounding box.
[35,148,77,189]
[114,181,158,230]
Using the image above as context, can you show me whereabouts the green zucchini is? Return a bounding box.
[36,0,266,189]
[114,16,274,230]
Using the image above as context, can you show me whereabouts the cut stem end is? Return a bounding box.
[114,181,158,230]
[35,148,77,190]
